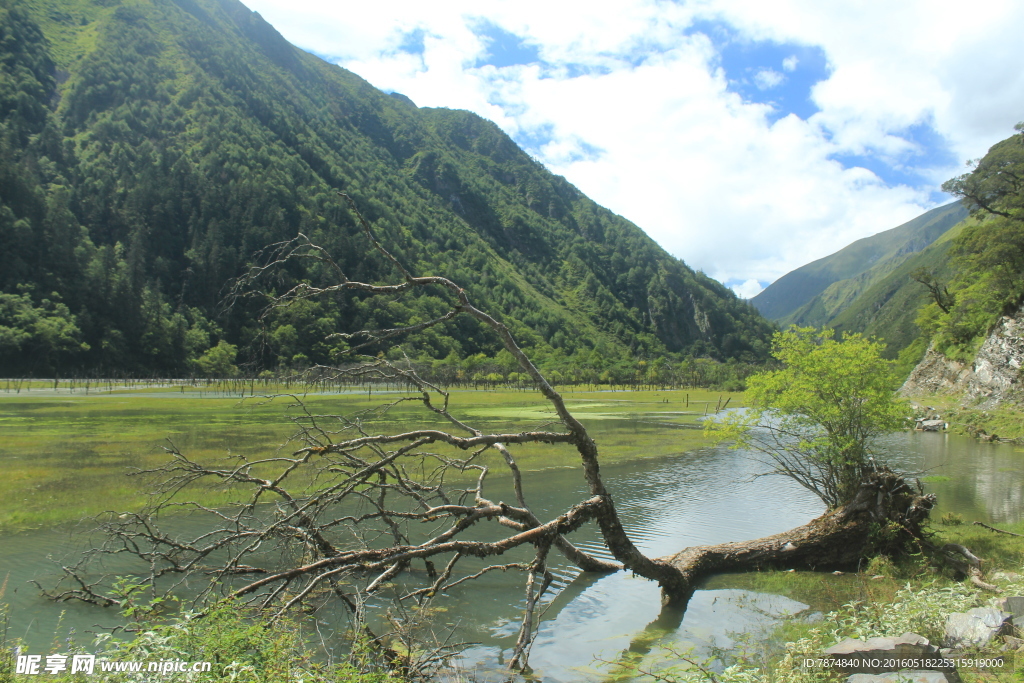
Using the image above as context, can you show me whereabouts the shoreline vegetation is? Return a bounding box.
[907,394,1024,443]
[661,518,1024,683]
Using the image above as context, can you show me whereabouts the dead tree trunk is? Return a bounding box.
[658,468,935,603]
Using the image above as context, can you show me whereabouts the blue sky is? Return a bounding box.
[692,19,829,122]
[241,0,1024,298]
[471,20,541,68]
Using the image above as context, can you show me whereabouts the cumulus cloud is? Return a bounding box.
[753,68,784,90]
[239,0,1024,286]
[732,279,765,299]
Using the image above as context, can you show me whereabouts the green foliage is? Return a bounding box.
[0,0,775,377]
[943,123,1024,220]
[768,582,984,683]
[0,289,89,373]
[916,126,1024,358]
[711,327,906,508]
[192,339,238,377]
[624,519,1024,683]
[1,583,404,682]
[939,511,964,526]
[758,127,1024,374]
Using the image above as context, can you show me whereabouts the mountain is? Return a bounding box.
[825,217,969,360]
[751,202,967,326]
[0,0,774,376]
[752,126,1024,381]
[900,129,1024,405]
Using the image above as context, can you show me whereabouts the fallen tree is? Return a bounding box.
[660,467,934,591]
[40,195,971,675]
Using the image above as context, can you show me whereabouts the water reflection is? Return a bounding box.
[880,431,1024,523]
[445,446,821,680]
[1,430,1023,681]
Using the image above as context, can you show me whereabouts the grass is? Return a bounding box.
[0,383,745,533]
[8,382,1024,681]
[906,392,1024,441]
[622,520,1024,682]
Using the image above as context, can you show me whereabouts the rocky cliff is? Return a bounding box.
[900,308,1024,406]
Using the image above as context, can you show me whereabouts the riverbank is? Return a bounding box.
[907,393,1024,442]
[6,387,1024,681]
[617,519,1024,682]
[7,517,1022,682]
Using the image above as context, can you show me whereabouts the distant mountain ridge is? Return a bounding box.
[825,218,970,359]
[751,202,968,328]
[750,126,1024,396]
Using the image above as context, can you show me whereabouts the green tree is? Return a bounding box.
[0,291,89,374]
[902,126,1024,360]
[710,327,906,508]
[193,340,239,377]
[942,123,1024,219]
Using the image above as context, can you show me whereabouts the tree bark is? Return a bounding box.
[656,468,935,604]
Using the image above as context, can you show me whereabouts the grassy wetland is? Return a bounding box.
[0,381,745,533]
[8,380,1024,682]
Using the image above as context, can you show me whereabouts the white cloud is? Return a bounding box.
[732,279,765,298]
[753,68,784,90]
[238,0,1024,287]
[702,0,1024,165]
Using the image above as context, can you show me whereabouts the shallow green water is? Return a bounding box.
[1,390,1022,681]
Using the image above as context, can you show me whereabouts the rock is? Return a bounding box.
[826,633,941,671]
[1002,635,1024,650]
[997,595,1024,614]
[899,343,972,398]
[998,596,1024,632]
[943,608,1012,648]
[900,309,1024,407]
[847,673,953,683]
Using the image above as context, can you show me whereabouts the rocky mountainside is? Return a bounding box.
[900,307,1024,407]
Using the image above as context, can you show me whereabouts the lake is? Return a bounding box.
[1,388,1022,681]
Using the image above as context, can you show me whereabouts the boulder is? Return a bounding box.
[996,596,1024,633]
[1002,635,1024,651]
[847,673,953,683]
[824,633,958,680]
[996,596,1024,615]
[943,608,1011,648]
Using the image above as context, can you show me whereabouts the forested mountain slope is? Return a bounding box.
[751,202,967,325]
[0,0,773,376]
[825,219,969,360]
[751,126,1024,385]
[899,127,1024,403]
